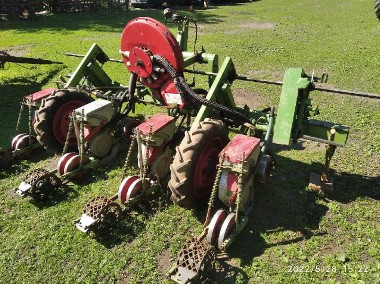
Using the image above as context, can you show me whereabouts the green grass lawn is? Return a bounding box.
[0,0,379,283]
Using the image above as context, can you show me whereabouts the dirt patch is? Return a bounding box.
[47,156,60,169]
[238,22,277,30]
[232,88,271,110]
[1,44,36,57]
[225,22,278,34]
[157,249,171,276]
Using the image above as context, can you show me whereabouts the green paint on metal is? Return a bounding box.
[176,20,189,52]
[193,57,235,125]
[273,68,311,145]
[303,120,349,146]
[64,43,116,88]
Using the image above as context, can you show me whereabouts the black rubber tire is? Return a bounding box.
[376,0,380,20]
[168,119,229,208]
[34,89,94,153]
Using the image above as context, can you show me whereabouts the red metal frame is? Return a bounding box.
[220,134,260,164]
[136,114,174,136]
[120,17,184,90]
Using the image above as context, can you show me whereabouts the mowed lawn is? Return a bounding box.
[0,0,379,283]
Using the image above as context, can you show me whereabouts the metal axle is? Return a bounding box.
[183,69,380,99]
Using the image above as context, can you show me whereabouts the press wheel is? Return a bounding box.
[118,175,139,204]
[11,133,38,159]
[217,213,236,250]
[206,209,228,245]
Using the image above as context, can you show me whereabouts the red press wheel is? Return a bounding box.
[206,209,228,245]
[57,152,77,176]
[217,213,236,250]
[125,178,143,203]
[11,133,38,159]
[63,154,81,175]
[118,175,139,204]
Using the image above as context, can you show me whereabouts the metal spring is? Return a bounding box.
[28,99,32,145]
[203,154,224,229]
[121,136,137,181]
[62,115,73,155]
[235,152,245,227]
[15,100,25,133]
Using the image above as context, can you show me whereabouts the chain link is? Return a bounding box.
[121,136,137,181]
[153,55,252,125]
[15,100,25,133]
[62,115,74,155]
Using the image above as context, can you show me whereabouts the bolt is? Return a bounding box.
[151,72,158,80]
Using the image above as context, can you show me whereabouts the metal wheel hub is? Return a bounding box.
[193,137,226,198]
[52,100,84,145]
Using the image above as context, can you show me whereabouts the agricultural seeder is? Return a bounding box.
[7,8,380,282]
[66,11,353,282]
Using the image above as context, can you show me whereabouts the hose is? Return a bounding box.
[153,55,252,125]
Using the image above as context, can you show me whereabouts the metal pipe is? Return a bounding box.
[64,52,124,64]
[184,69,380,99]
[261,106,275,153]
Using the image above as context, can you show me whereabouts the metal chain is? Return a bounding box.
[153,55,252,124]
[121,136,137,181]
[15,100,25,133]
[80,109,85,165]
[62,115,74,155]
[142,126,152,190]
[235,153,245,227]
[203,155,224,229]
[28,99,32,145]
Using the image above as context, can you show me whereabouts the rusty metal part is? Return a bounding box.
[83,196,122,231]
[84,196,113,219]
[171,237,215,283]
[308,128,336,193]
[24,168,60,200]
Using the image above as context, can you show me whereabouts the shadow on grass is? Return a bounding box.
[0,7,225,34]
[0,147,53,181]
[29,183,80,209]
[0,67,62,147]
[28,150,133,209]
